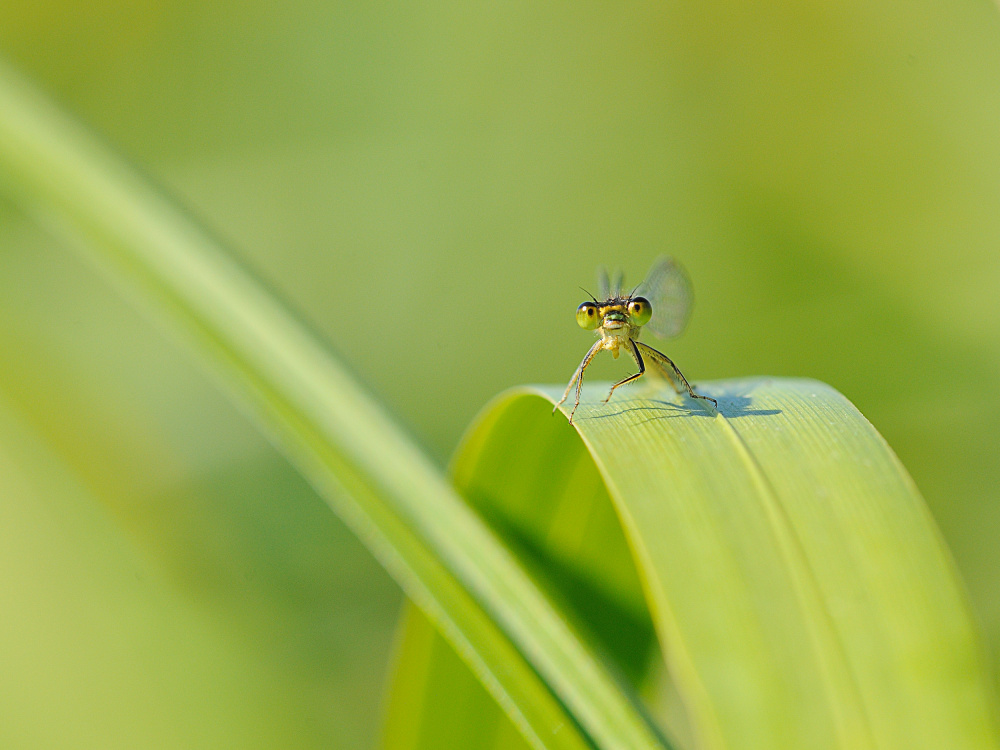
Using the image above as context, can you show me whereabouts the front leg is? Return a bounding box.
[634,341,717,409]
[554,339,603,424]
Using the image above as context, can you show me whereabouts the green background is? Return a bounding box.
[1,1,1000,747]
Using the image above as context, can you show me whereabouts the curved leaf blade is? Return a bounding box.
[558,377,1000,749]
[384,379,1000,750]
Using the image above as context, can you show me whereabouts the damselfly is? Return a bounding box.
[555,257,716,423]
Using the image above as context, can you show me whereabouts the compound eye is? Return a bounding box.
[628,297,652,326]
[576,302,600,330]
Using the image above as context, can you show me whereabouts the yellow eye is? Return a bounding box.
[628,297,652,326]
[576,302,600,330]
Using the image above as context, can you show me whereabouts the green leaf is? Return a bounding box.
[384,379,1000,750]
[0,63,666,750]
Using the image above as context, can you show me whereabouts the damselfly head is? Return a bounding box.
[575,296,652,332]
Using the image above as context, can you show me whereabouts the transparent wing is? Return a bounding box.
[610,268,624,297]
[597,266,610,300]
[635,256,694,339]
[596,266,625,299]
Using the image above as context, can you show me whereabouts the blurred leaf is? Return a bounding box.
[0,198,404,747]
[0,63,665,750]
[384,378,1000,750]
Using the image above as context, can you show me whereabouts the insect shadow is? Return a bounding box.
[584,392,781,424]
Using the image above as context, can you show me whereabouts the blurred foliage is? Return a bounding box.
[1,0,1000,747]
